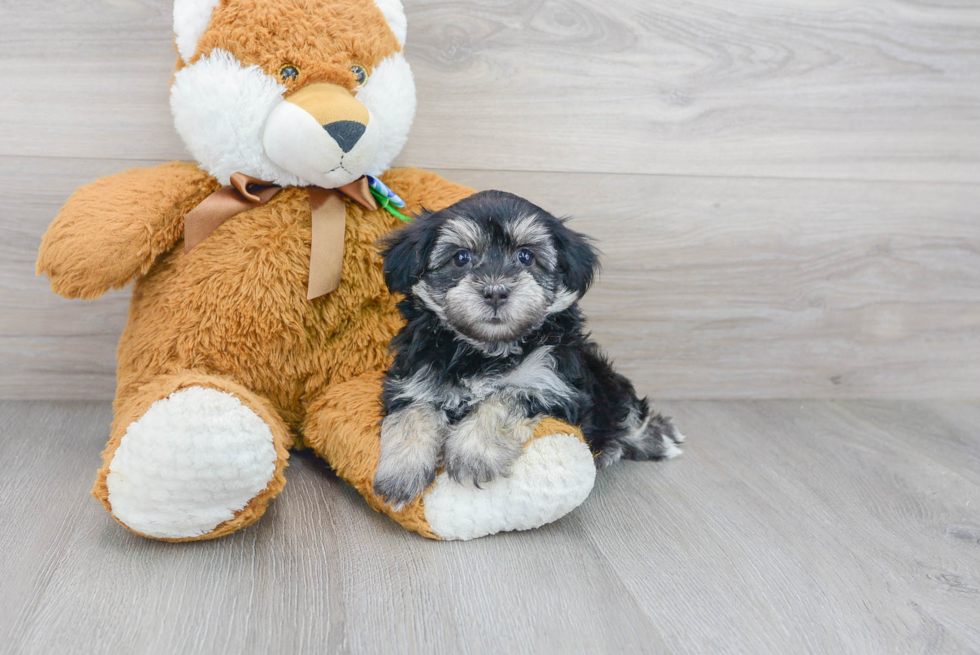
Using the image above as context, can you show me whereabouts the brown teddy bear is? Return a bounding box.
[36,0,597,541]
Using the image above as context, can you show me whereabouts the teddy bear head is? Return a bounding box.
[170,0,415,189]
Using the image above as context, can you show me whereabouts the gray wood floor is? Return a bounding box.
[2,400,978,654]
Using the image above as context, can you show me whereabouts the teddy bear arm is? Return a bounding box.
[37,162,219,300]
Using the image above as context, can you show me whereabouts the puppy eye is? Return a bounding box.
[351,64,369,86]
[453,250,472,267]
[517,249,535,266]
[279,64,300,83]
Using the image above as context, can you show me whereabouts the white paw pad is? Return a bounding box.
[422,433,596,541]
[106,387,278,539]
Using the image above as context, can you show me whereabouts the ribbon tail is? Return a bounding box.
[338,176,378,212]
[307,188,347,299]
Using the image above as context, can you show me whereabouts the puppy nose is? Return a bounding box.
[323,120,366,153]
[483,284,510,308]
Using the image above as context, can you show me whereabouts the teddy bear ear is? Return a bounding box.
[173,0,222,63]
[372,0,408,47]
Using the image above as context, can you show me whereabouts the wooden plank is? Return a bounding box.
[0,401,664,655]
[4,156,979,400]
[830,400,980,488]
[0,401,111,649]
[1,0,978,182]
[579,399,980,653]
[0,157,140,400]
[2,400,978,653]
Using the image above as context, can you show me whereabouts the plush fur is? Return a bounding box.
[106,386,279,539]
[371,0,408,46]
[37,0,598,542]
[422,427,596,541]
[174,0,223,62]
[375,192,684,506]
[172,0,414,187]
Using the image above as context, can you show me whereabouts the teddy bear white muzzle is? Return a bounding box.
[263,82,382,189]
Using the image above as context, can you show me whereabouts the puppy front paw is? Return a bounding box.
[373,460,437,511]
[374,403,446,510]
[444,439,519,487]
[443,397,533,487]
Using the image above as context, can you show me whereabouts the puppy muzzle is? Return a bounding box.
[482,283,510,309]
[263,83,381,189]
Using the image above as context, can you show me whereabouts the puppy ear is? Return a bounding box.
[378,209,440,294]
[552,219,600,297]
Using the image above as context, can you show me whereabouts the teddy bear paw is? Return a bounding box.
[421,431,596,541]
[105,387,279,539]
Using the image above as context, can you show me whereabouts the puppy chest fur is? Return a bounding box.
[385,345,578,420]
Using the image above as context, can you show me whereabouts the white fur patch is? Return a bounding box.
[622,408,683,459]
[173,0,222,63]
[467,346,576,407]
[413,282,451,324]
[372,0,408,46]
[389,346,574,414]
[388,364,463,409]
[506,214,549,246]
[171,49,298,186]
[424,433,596,540]
[171,48,416,186]
[263,99,381,188]
[435,217,484,255]
[357,52,417,176]
[547,286,579,314]
[442,269,549,345]
[662,440,684,459]
[106,387,278,539]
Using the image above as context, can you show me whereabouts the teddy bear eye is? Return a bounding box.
[351,64,368,86]
[279,64,300,83]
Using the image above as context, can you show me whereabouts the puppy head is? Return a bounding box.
[381,190,599,346]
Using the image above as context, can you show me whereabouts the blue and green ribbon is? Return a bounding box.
[366,175,412,222]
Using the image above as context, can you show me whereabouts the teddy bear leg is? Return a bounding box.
[304,373,597,541]
[93,372,291,542]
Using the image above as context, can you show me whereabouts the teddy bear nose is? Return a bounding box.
[323,120,366,153]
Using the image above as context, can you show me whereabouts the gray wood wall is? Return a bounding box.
[2,0,979,400]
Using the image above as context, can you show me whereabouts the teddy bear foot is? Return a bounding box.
[421,424,597,541]
[101,386,284,540]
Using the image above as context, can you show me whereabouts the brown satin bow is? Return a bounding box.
[184,172,378,299]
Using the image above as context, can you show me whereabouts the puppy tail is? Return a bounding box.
[596,396,685,468]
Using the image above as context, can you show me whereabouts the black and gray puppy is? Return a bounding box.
[373,190,684,509]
